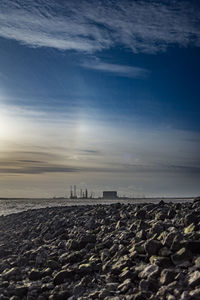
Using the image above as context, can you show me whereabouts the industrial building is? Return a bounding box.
[103,191,118,199]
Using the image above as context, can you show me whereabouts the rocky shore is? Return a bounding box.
[1,200,200,300]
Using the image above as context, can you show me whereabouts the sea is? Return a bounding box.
[0,197,194,216]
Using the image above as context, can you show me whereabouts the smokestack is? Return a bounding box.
[74,185,77,198]
[70,186,73,198]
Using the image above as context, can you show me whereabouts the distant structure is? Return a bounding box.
[70,185,77,199]
[70,186,90,199]
[103,191,118,199]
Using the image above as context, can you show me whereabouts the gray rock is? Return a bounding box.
[158,247,171,257]
[138,264,160,279]
[47,260,60,269]
[188,271,200,288]
[184,212,200,226]
[171,247,193,265]
[134,209,146,219]
[189,288,200,300]
[184,240,200,254]
[163,232,177,248]
[160,269,177,285]
[66,239,80,251]
[53,270,71,285]
[195,256,200,268]
[49,290,71,300]
[145,239,162,255]
[133,291,149,300]
[118,278,132,293]
[149,222,164,236]
[150,255,172,267]
[28,269,42,281]
[73,283,85,296]
[2,267,19,280]
[98,289,112,299]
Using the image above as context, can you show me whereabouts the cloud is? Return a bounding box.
[81,59,149,78]
[1,161,200,175]
[0,0,200,53]
[79,149,101,155]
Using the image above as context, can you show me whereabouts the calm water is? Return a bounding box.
[0,197,194,216]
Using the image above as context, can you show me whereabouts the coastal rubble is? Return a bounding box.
[1,200,200,299]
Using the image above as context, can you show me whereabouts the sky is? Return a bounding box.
[0,0,200,198]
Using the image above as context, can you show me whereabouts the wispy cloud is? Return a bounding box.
[0,0,200,53]
[81,59,149,78]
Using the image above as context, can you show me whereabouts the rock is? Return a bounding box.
[118,278,132,293]
[106,282,118,291]
[184,240,200,254]
[2,267,19,280]
[130,242,145,254]
[73,283,85,296]
[184,223,196,234]
[184,212,200,226]
[111,256,132,275]
[98,289,112,299]
[134,209,146,219]
[159,200,165,206]
[194,256,200,268]
[0,296,9,300]
[155,211,166,221]
[163,232,177,248]
[53,270,71,285]
[167,295,176,300]
[150,255,172,267]
[193,197,200,203]
[180,291,190,300]
[133,291,149,300]
[49,290,71,300]
[167,209,176,219]
[59,251,83,264]
[100,249,110,261]
[158,247,171,257]
[149,222,164,236]
[189,288,200,300]
[10,297,20,300]
[160,269,177,285]
[47,260,60,270]
[139,278,158,292]
[171,248,193,265]
[188,271,200,288]
[79,234,96,247]
[29,269,42,280]
[66,239,80,251]
[13,286,28,297]
[145,239,162,255]
[138,264,160,279]
[78,263,93,274]
[88,291,99,299]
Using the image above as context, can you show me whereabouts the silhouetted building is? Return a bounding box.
[103,191,118,199]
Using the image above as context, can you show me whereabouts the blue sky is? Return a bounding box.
[0,0,200,197]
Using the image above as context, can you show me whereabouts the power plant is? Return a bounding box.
[69,186,118,199]
[70,185,90,199]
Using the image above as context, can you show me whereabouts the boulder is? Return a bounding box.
[188,271,200,288]
[171,248,193,265]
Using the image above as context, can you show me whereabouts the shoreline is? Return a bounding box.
[0,197,195,217]
[1,201,200,299]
